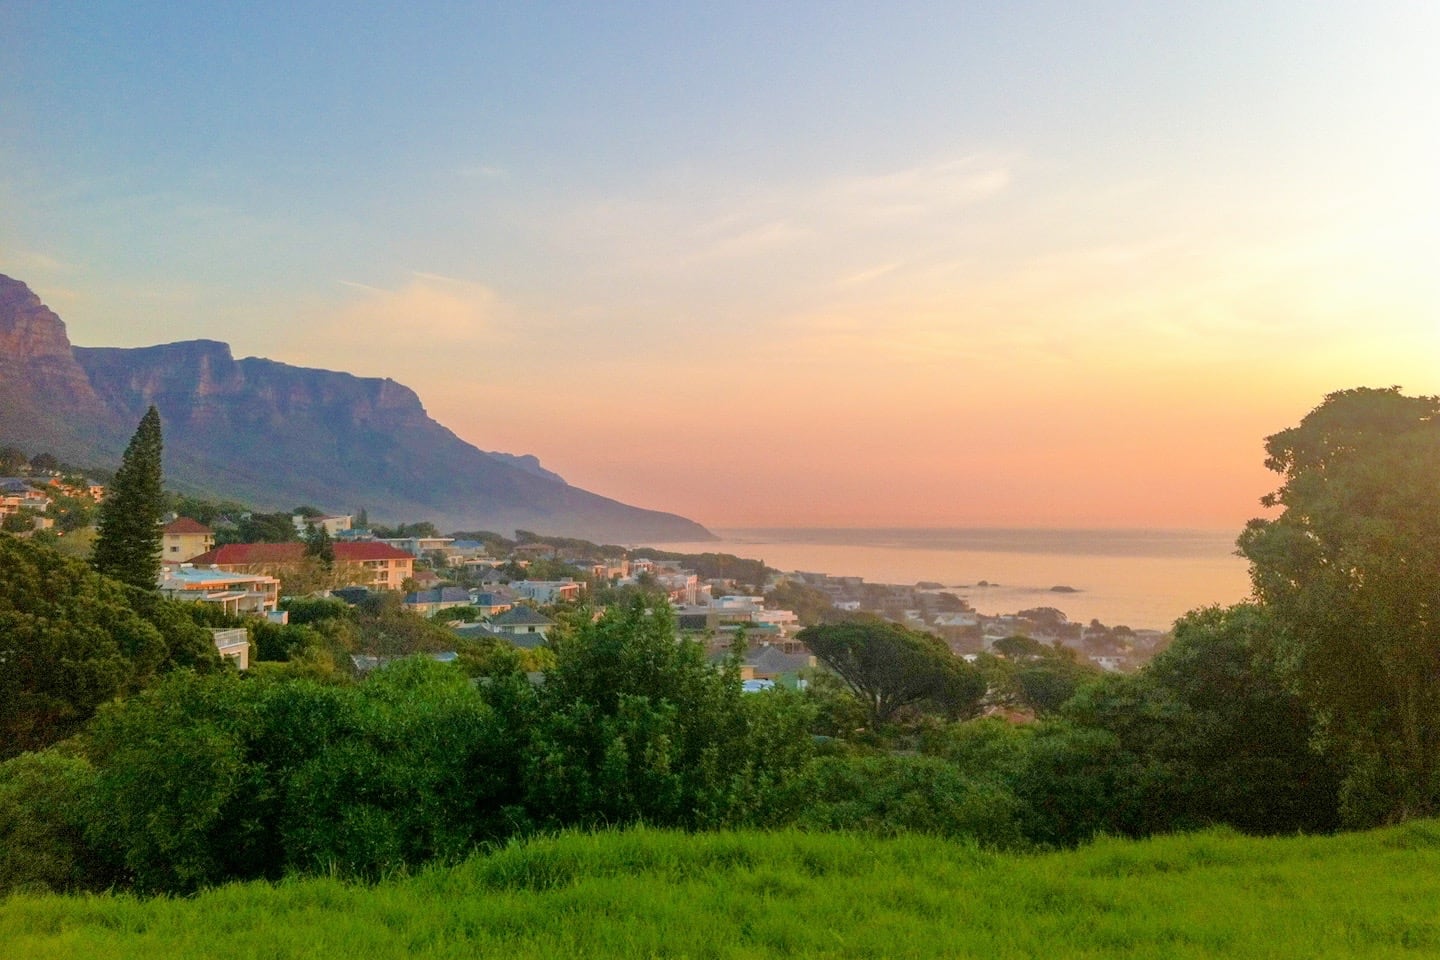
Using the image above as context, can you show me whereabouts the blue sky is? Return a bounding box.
[3,3,1436,527]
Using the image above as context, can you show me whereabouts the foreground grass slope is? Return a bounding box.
[4,822,1440,959]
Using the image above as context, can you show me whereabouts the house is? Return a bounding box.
[446,540,495,567]
[708,644,814,689]
[478,567,510,588]
[49,477,106,501]
[159,565,281,616]
[487,605,555,642]
[452,620,544,647]
[331,586,376,605]
[0,478,50,520]
[588,558,629,581]
[409,568,442,590]
[162,517,215,563]
[512,579,584,604]
[293,514,353,537]
[403,586,473,617]
[326,541,417,588]
[210,627,250,670]
[379,535,454,558]
[187,541,415,590]
[467,590,515,617]
[745,644,815,685]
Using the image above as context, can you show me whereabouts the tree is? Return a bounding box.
[0,536,167,758]
[797,616,986,725]
[91,406,165,593]
[764,580,837,626]
[2,509,36,533]
[0,750,105,894]
[232,511,300,544]
[526,597,812,829]
[0,445,27,474]
[1238,387,1440,825]
[304,523,335,569]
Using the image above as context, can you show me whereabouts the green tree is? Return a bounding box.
[0,536,167,758]
[304,523,335,569]
[45,488,96,532]
[1143,604,1339,832]
[232,511,300,544]
[764,580,837,626]
[797,616,986,726]
[1,509,35,533]
[0,750,104,894]
[167,493,248,528]
[1238,387,1440,824]
[91,406,165,593]
[526,597,812,829]
[0,445,27,473]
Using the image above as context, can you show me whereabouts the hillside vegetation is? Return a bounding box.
[4,822,1440,958]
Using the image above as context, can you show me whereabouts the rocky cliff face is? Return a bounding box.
[0,275,712,542]
[0,276,120,460]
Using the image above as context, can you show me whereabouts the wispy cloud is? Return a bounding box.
[280,273,526,380]
[562,155,1017,279]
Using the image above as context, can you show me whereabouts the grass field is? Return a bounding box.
[4,821,1440,958]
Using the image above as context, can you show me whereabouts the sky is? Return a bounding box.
[2,2,1436,531]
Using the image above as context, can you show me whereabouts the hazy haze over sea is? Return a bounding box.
[652,528,1252,632]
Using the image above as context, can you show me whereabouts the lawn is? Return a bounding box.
[4,821,1439,958]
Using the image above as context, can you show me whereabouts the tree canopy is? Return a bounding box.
[90,406,164,593]
[0,535,220,759]
[1238,386,1440,824]
[798,616,986,725]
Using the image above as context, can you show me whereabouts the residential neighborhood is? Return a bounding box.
[0,449,1162,691]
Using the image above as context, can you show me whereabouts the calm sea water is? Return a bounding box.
[650,527,1253,632]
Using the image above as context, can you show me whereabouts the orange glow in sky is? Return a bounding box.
[4,4,1437,531]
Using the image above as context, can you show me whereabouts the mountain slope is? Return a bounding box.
[0,278,123,463]
[0,275,712,542]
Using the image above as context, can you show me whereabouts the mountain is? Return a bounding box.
[0,278,124,463]
[0,275,712,543]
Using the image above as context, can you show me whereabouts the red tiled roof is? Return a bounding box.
[164,517,213,535]
[335,542,414,562]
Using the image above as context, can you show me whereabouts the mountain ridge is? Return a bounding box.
[0,275,712,542]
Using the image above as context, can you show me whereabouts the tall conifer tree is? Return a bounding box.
[92,405,165,592]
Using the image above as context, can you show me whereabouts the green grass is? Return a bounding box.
[5,821,1440,958]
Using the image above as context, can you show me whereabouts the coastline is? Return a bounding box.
[651,527,1251,632]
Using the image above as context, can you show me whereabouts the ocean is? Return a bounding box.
[649,527,1253,632]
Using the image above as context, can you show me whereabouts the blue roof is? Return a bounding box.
[404,586,471,604]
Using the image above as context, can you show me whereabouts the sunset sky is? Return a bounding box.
[2,3,1436,530]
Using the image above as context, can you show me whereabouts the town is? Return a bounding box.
[3,445,1163,688]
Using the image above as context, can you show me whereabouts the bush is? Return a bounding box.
[0,750,103,894]
[280,658,517,877]
[524,597,814,830]
[79,660,523,891]
[777,751,1023,845]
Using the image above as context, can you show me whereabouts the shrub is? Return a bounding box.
[0,750,103,894]
[777,751,1023,845]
